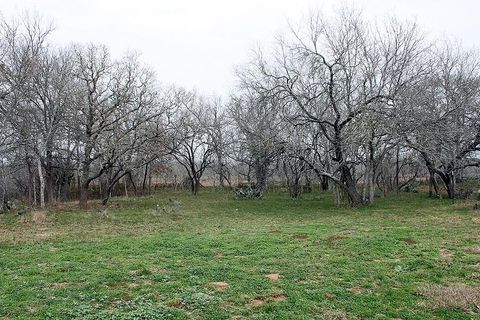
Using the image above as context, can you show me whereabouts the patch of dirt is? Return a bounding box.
[272,293,285,301]
[26,305,37,313]
[109,296,133,311]
[150,267,168,273]
[52,282,69,289]
[31,211,48,224]
[418,285,480,311]
[222,300,235,308]
[252,298,265,307]
[472,217,480,224]
[269,229,281,234]
[338,228,354,232]
[251,293,285,307]
[465,247,480,254]
[18,211,48,224]
[402,238,416,245]
[439,249,454,258]
[326,235,349,241]
[267,273,280,281]
[291,234,309,239]
[347,287,364,294]
[170,213,183,221]
[207,281,229,290]
[126,282,139,289]
[323,293,337,299]
[251,292,286,307]
[471,263,480,269]
[124,279,153,287]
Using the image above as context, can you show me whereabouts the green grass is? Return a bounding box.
[1,190,479,319]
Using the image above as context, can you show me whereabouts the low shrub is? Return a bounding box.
[234,186,263,199]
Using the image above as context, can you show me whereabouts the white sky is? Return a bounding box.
[1,0,478,97]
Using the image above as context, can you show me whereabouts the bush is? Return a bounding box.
[455,179,480,200]
[1,199,27,215]
[234,186,263,199]
[400,181,418,193]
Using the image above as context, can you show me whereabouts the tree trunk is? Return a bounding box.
[124,177,129,197]
[45,149,56,205]
[320,175,329,191]
[340,163,363,206]
[395,144,400,193]
[33,173,37,207]
[192,177,200,195]
[79,166,90,209]
[26,156,34,207]
[369,169,375,204]
[218,155,225,188]
[142,162,149,194]
[79,183,88,209]
[128,172,137,196]
[428,169,439,197]
[0,159,5,212]
[362,158,370,202]
[304,173,312,193]
[37,157,45,208]
[438,171,455,200]
[254,160,268,191]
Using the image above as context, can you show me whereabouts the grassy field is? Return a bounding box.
[1,189,480,319]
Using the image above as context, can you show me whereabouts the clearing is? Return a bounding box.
[1,190,479,319]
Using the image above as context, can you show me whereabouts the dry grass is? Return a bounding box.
[316,309,351,320]
[418,285,480,311]
[464,247,480,254]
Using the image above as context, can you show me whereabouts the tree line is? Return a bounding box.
[1,9,479,210]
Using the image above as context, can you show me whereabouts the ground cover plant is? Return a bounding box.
[1,189,480,319]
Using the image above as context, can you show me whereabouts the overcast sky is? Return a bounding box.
[1,0,478,97]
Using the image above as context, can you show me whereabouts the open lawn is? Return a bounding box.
[1,190,480,319]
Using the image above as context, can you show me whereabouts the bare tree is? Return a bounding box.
[237,8,426,205]
[73,46,164,208]
[168,91,214,195]
[229,92,284,190]
[401,42,480,199]
[0,14,54,208]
